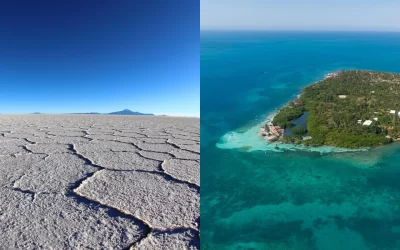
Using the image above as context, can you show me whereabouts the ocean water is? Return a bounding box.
[201,31,400,250]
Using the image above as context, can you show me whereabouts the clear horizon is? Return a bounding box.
[0,109,199,117]
[201,0,400,31]
[0,1,199,117]
[201,29,400,32]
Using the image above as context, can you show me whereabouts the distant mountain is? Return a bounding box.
[71,112,101,114]
[108,109,154,116]
[30,109,155,116]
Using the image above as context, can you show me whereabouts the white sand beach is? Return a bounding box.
[216,112,368,154]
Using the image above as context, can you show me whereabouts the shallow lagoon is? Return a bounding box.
[285,111,309,136]
[201,31,400,249]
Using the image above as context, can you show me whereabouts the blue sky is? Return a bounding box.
[201,0,400,31]
[0,1,199,116]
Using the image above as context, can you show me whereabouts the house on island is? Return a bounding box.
[357,120,362,124]
[267,125,284,137]
[324,72,339,79]
[373,117,378,121]
[293,99,302,105]
[338,95,347,99]
[302,136,313,140]
[363,120,372,126]
[260,123,285,143]
[390,110,396,114]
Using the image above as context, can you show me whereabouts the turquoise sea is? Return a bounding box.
[201,31,400,250]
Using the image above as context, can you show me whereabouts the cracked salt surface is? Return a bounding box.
[170,149,200,160]
[0,115,199,249]
[0,139,29,155]
[0,189,145,249]
[26,143,71,154]
[138,151,174,161]
[0,154,47,187]
[13,153,98,193]
[136,228,200,250]
[137,142,177,153]
[75,140,138,153]
[75,170,200,229]
[162,159,200,186]
[175,144,200,153]
[82,151,160,171]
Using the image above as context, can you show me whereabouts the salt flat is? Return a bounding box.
[0,115,200,250]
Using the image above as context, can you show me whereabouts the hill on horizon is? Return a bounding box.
[70,109,155,116]
[108,109,154,116]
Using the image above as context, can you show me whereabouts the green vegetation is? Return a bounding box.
[281,135,302,144]
[272,105,304,128]
[273,70,400,148]
[291,126,307,136]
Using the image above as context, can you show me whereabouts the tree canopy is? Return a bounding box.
[272,70,400,148]
[291,126,307,136]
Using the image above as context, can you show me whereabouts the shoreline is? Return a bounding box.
[216,71,373,154]
[216,110,367,154]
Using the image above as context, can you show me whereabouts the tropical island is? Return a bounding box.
[260,70,400,148]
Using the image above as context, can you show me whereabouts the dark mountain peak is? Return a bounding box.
[108,109,154,116]
[63,109,154,116]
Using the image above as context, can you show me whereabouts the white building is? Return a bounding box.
[390,110,396,114]
[338,95,347,99]
[373,117,378,121]
[357,120,362,124]
[363,120,372,126]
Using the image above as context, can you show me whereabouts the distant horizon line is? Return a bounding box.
[200,28,400,33]
[0,112,200,118]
